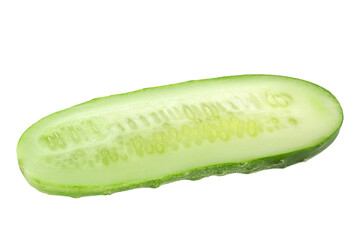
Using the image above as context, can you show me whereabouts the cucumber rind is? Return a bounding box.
[19,129,340,198]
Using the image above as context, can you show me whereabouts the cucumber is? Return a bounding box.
[17,75,343,197]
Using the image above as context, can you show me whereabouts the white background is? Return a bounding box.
[0,1,359,239]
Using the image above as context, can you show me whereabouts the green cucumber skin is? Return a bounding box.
[19,125,341,198]
[17,74,343,198]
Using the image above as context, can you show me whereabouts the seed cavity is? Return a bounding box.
[266,91,292,107]
[266,126,274,132]
[155,144,165,154]
[194,138,203,145]
[168,128,178,139]
[120,153,128,161]
[271,118,279,124]
[127,118,138,129]
[170,143,179,150]
[289,118,298,125]
[150,112,161,124]
[275,95,288,106]
[139,115,150,126]
[220,131,229,141]
[40,90,296,166]
[135,149,144,156]
[181,125,191,136]
[159,110,170,121]
[153,132,164,142]
[116,124,126,132]
[87,120,100,133]
[211,129,218,137]
[166,109,178,120]
[173,107,184,119]
[228,101,239,110]
[183,140,192,148]
[201,103,219,119]
[145,144,154,153]
[100,149,111,165]
[183,105,196,120]
[215,102,227,112]
[247,127,257,137]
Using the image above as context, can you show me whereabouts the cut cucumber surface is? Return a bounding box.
[17,75,343,197]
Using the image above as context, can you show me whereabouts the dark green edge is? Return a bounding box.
[17,74,344,198]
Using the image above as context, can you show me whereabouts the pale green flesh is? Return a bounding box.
[17,75,343,195]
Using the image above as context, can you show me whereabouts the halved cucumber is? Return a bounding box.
[17,75,343,197]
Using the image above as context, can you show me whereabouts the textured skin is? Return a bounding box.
[19,129,340,198]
